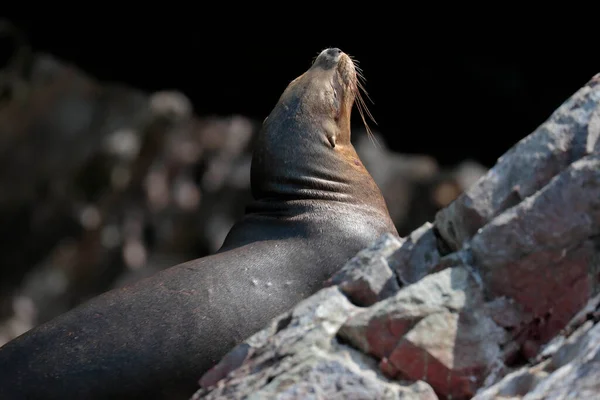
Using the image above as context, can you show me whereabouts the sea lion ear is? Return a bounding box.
[327,133,336,148]
[323,119,337,148]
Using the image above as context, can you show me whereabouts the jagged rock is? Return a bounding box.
[387,222,442,285]
[474,294,600,399]
[470,154,600,343]
[194,287,438,400]
[435,73,600,251]
[340,267,505,399]
[325,233,404,306]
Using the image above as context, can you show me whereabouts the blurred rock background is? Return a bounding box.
[0,19,592,346]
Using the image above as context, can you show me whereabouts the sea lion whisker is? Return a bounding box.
[355,78,375,115]
[356,80,374,106]
[347,53,360,64]
[356,71,366,83]
[356,72,366,84]
[355,89,380,149]
[349,64,379,150]
[351,62,369,92]
[350,59,364,76]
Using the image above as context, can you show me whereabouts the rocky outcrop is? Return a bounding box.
[473,293,600,399]
[194,74,600,399]
[195,284,438,400]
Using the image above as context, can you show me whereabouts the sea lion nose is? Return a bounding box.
[313,48,343,69]
[327,48,342,57]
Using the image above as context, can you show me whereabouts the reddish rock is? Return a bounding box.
[471,155,600,340]
[435,74,600,251]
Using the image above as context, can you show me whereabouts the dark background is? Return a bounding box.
[4,18,599,167]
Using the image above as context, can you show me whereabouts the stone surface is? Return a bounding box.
[325,233,404,306]
[474,294,600,400]
[193,287,438,400]
[386,309,504,399]
[388,222,442,285]
[339,267,505,399]
[435,73,600,251]
[471,154,600,341]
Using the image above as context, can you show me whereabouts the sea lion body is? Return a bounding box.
[0,48,398,399]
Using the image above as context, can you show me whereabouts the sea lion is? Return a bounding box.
[0,47,398,399]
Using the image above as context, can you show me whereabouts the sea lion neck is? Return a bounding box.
[250,113,372,204]
[248,48,387,212]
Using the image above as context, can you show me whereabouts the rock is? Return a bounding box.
[325,233,404,306]
[387,222,442,285]
[475,363,550,399]
[339,267,505,399]
[194,287,437,400]
[471,154,600,341]
[435,74,600,251]
[483,297,531,330]
[385,309,503,399]
[474,294,600,400]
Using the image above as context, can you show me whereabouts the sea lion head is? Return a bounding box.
[280,47,360,147]
[251,48,382,204]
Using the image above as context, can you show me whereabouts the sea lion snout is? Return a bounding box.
[314,47,344,69]
[327,48,342,57]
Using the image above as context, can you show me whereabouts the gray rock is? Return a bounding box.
[474,363,551,399]
[339,267,505,399]
[523,324,600,400]
[388,222,442,285]
[483,297,531,330]
[193,287,437,399]
[470,154,600,341]
[386,308,505,399]
[435,74,600,251]
[326,233,404,306]
[474,295,600,400]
